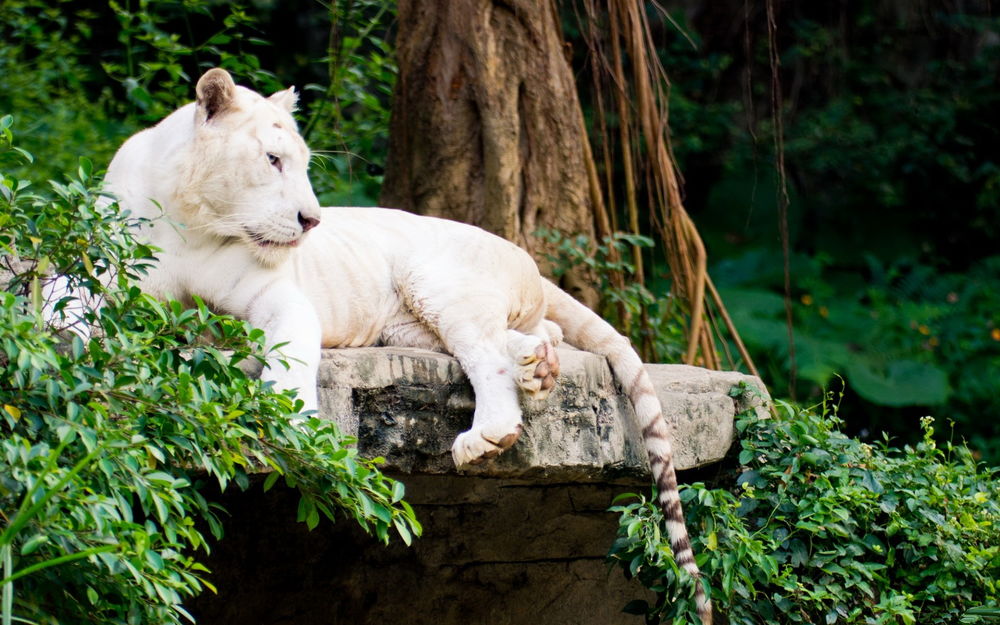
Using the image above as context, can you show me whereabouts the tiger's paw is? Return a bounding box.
[451,424,523,467]
[507,333,560,401]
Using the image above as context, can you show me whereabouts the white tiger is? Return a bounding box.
[101,68,711,623]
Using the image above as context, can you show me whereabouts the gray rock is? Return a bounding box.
[314,346,769,479]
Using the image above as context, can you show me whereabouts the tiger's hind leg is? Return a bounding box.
[506,323,562,401]
[448,332,525,466]
[403,294,527,466]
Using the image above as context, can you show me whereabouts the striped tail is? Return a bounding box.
[542,280,711,625]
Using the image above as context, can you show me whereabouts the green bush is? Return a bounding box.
[609,385,1000,624]
[0,119,420,624]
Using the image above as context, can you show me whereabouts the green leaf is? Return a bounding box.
[393,517,412,546]
[357,492,374,518]
[628,554,643,576]
[20,534,49,556]
[626,519,642,538]
[610,492,639,504]
[78,157,93,181]
[391,480,405,503]
[12,147,34,163]
[262,471,281,492]
[297,496,313,524]
[305,506,320,531]
[145,471,176,485]
[371,504,392,525]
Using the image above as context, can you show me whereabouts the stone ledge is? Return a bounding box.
[315,346,769,480]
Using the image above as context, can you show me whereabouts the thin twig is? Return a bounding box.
[766,0,797,398]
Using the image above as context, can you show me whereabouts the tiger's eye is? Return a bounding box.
[267,153,282,172]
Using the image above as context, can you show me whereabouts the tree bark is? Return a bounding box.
[381,0,599,306]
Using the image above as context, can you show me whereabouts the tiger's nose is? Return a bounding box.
[298,211,320,232]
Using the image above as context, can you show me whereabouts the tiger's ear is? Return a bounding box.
[269,86,298,113]
[195,68,237,123]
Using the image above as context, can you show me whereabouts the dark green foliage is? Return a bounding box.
[3,2,999,621]
[0,0,133,181]
[715,250,1000,463]
[609,386,1000,624]
[670,5,1000,266]
[0,122,420,624]
[648,4,1000,460]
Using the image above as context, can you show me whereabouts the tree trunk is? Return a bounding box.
[381,0,599,306]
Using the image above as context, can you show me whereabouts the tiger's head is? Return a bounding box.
[172,68,322,267]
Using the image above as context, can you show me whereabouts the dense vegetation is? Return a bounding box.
[609,387,1000,624]
[2,0,998,623]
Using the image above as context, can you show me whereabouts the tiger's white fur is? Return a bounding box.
[104,69,711,623]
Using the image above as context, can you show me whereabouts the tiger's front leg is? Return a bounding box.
[242,279,322,414]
